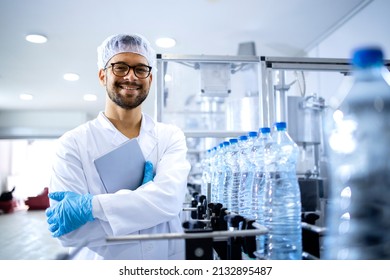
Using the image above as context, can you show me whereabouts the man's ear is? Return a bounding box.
[98,69,106,86]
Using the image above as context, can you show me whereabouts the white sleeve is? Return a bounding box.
[92,197,108,222]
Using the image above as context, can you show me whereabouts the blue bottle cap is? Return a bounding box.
[352,47,384,68]
[260,127,271,134]
[229,138,238,144]
[275,122,287,130]
[239,135,248,141]
[248,131,258,137]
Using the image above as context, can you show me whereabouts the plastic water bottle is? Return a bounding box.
[236,134,248,212]
[209,147,218,199]
[217,141,230,205]
[211,143,225,203]
[251,127,273,258]
[226,138,240,213]
[201,148,213,197]
[238,131,258,218]
[324,47,390,259]
[263,122,302,260]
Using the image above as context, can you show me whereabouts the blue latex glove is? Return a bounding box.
[142,161,154,185]
[46,191,94,238]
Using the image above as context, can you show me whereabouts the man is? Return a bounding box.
[46,34,191,259]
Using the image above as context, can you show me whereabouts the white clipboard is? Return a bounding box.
[94,139,145,193]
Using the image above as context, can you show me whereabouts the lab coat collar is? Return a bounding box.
[97,112,126,145]
[97,111,156,137]
[139,113,156,135]
[97,111,158,160]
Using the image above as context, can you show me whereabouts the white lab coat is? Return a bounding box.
[49,112,191,259]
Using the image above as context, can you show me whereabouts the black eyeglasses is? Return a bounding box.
[105,62,152,79]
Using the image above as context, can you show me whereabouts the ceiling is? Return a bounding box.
[0,0,372,118]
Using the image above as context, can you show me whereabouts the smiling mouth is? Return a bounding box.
[120,85,140,90]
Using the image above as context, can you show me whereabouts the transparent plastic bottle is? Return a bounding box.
[251,127,273,258]
[211,143,225,203]
[217,141,230,205]
[324,47,390,259]
[263,122,302,260]
[201,148,213,197]
[238,131,258,218]
[226,138,240,213]
[208,146,217,198]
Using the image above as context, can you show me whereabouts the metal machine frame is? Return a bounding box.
[156,54,390,130]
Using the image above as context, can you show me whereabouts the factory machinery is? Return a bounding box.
[109,54,363,260]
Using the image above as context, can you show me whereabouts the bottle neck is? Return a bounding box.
[354,65,385,80]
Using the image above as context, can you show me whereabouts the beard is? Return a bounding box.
[107,81,149,110]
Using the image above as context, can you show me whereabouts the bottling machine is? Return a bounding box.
[152,54,361,259]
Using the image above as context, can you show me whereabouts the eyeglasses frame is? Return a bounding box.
[105,62,152,79]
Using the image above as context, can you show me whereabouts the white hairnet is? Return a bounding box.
[97,34,156,69]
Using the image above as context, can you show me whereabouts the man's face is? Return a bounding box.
[99,52,152,110]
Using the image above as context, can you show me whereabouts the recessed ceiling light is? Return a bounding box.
[83,94,97,101]
[19,93,33,100]
[63,73,80,81]
[155,37,176,48]
[25,34,48,44]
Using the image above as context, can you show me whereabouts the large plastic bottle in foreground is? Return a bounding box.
[324,47,390,259]
[263,122,302,260]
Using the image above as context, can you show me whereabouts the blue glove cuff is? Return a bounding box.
[142,161,154,185]
[84,193,95,222]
